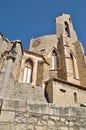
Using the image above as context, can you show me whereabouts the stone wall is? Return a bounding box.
[29,35,57,55]
[0,34,11,54]
[45,78,86,106]
[0,102,86,130]
[0,34,11,73]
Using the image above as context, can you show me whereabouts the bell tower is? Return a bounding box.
[56,14,80,85]
[56,14,77,43]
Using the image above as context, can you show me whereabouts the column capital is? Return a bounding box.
[7,55,16,62]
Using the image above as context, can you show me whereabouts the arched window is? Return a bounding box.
[70,53,76,78]
[64,21,70,37]
[23,59,33,84]
[52,50,57,70]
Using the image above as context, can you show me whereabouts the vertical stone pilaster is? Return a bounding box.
[0,57,15,98]
[0,44,17,99]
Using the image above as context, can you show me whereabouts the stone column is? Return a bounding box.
[0,56,15,98]
[0,44,16,99]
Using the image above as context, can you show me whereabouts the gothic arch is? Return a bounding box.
[23,59,33,84]
[52,49,57,70]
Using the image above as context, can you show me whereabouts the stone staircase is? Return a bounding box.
[9,82,47,103]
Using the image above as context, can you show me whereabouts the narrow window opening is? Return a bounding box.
[69,17,72,23]
[70,53,76,78]
[74,92,78,104]
[60,89,66,93]
[60,89,66,96]
[40,48,45,54]
[52,50,57,70]
[64,21,70,37]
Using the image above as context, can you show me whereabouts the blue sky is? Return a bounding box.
[0,0,86,52]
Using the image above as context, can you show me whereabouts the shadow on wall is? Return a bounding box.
[44,85,49,103]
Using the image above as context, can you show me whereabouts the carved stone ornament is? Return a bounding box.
[32,41,40,47]
[7,44,17,61]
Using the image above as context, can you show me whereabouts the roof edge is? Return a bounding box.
[45,78,86,91]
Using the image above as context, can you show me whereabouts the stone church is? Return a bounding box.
[0,13,86,130]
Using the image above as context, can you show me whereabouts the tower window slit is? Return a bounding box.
[52,50,57,70]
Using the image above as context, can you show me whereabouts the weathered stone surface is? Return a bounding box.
[35,126,46,130]
[0,106,86,130]
[27,125,34,130]
[0,111,15,122]
[2,99,26,112]
[42,115,48,120]
[80,128,86,130]
[60,127,68,130]
[0,124,10,130]
[27,117,37,124]
[61,118,65,122]
[50,116,60,121]
[15,112,26,123]
[48,120,55,128]
[15,124,26,130]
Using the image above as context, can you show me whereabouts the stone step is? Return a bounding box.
[9,82,47,103]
